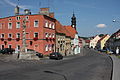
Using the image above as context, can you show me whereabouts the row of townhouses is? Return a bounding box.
[0,6,81,56]
[83,29,120,53]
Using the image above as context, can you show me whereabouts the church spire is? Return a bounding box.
[71,12,76,29]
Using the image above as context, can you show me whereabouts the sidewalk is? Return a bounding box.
[110,55,120,80]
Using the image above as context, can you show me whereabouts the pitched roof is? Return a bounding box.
[55,20,65,34]
[64,25,77,38]
[98,34,108,42]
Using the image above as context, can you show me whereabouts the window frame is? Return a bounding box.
[8,22,12,29]
[16,22,20,28]
[34,20,39,27]
[34,32,39,38]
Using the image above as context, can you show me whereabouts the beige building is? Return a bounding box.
[96,34,110,50]
[89,35,101,49]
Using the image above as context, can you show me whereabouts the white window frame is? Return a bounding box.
[34,32,39,38]
[45,21,48,27]
[16,33,20,38]
[49,23,52,28]
[16,22,20,28]
[8,22,12,29]
[8,18,12,21]
[8,45,12,48]
[45,33,48,38]
[45,45,48,51]
[8,33,12,38]
[52,23,55,29]
[49,44,52,51]
[25,16,29,20]
[1,33,4,38]
[1,45,4,49]
[34,20,39,27]
[52,33,55,38]
[16,16,21,20]
[49,33,52,38]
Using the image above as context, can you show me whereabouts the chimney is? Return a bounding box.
[49,12,54,18]
[15,6,19,15]
[39,8,50,16]
[24,9,31,15]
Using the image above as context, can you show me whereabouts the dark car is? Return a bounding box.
[0,48,15,54]
[36,52,43,58]
[49,52,63,60]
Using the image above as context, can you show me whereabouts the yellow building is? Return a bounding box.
[96,34,110,50]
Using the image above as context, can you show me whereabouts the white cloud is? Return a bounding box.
[4,0,32,9]
[96,24,107,28]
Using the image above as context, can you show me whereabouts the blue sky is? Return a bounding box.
[0,0,120,37]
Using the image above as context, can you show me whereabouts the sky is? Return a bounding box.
[0,0,120,37]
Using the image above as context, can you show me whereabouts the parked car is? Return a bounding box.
[26,49,43,58]
[0,48,15,54]
[36,52,43,58]
[49,52,63,60]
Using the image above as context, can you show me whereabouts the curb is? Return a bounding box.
[108,55,113,80]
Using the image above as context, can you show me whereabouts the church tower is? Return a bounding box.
[71,12,76,29]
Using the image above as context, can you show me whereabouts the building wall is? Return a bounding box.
[89,35,100,49]
[0,15,55,55]
[55,33,66,56]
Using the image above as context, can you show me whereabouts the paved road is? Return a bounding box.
[0,49,112,80]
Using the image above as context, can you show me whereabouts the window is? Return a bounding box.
[8,23,12,29]
[16,16,20,20]
[34,32,38,38]
[34,20,39,27]
[8,18,12,21]
[52,23,55,29]
[52,33,55,38]
[1,34,4,38]
[8,33,12,38]
[45,45,48,51]
[49,44,52,51]
[49,33,52,38]
[49,23,52,28]
[1,45,4,49]
[8,45,12,48]
[16,22,20,28]
[16,33,20,38]
[25,16,29,20]
[45,21,48,27]
[45,33,48,37]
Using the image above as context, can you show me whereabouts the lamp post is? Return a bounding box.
[112,19,120,53]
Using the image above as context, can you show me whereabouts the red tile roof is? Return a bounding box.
[64,25,77,38]
[55,20,77,38]
[55,20,65,34]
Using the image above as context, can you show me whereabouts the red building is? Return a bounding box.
[0,14,56,55]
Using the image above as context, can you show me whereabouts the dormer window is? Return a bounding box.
[16,16,20,20]
[45,21,48,27]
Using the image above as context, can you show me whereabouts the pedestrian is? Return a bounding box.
[116,47,119,56]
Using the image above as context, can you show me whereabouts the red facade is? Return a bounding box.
[0,15,56,55]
